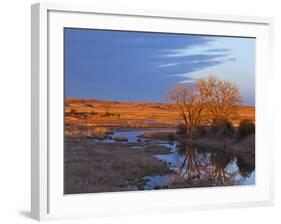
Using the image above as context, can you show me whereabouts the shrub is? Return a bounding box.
[70,108,77,115]
[90,111,97,116]
[104,112,111,117]
[210,118,234,137]
[195,125,208,137]
[176,124,187,134]
[113,136,128,142]
[86,104,94,108]
[237,119,255,139]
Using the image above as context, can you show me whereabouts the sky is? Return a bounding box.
[64,28,255,106]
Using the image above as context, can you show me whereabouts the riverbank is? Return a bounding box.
[133,129,255,155]
[64,98,255,193]
[180,134,255,154]
[64,137,174,194]
[64,128,255,194]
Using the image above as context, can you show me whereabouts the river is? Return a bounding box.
[96,129,255,190]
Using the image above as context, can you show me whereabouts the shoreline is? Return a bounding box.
[64,128,255,194]
[181,135,255,155]
[63,98,255,193]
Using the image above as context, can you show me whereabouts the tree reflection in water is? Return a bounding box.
[236,154,255,178]
[176,144,254,187]
[208,152,237,185]
[177,147,201,180]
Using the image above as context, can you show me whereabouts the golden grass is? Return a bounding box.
[65,98,255,129]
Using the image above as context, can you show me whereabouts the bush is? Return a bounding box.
[195,125,208,137]
[104,112,111,117]
[176,124,187,134]
[237,119,255,139]
[70,108,77,115]
[86,104,94,108]
[90,111,98,116]
[210,118,234,137]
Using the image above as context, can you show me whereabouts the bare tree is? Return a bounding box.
[167,84,208,137]
[198,76,242,120]
[167,76,242,137]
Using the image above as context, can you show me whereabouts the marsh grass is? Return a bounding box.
[64,139,172,194]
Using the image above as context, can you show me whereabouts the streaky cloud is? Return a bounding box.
[178,79,197,84]
[205,48,230,53]
[158,63,178,68]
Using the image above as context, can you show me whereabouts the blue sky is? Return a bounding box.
[65,28,255,105]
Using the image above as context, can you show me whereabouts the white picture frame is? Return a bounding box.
[31,2,274,221]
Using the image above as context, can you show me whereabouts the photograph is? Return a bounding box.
[63,28,255,194]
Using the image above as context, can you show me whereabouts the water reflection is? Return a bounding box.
[177,146,202,181]
[88,128,255,189]
[208,152,237,186]
[171,143,255,187]
[236,154,255,178]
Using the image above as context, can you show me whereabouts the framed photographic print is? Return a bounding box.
[31,2,274,221]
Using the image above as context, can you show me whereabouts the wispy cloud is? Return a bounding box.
[160,45,231,58]
[155,37,237,81]
[158,63,179,68]
[169,72,193,78]
[204,48,230,53]
[178,79,197,84]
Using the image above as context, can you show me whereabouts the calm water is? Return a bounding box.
[151,142,255,188]
[96,129,255,189]
[107,129,175,142]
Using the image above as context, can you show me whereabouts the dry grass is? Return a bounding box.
[92,127,112,135]
[64,126,112,138]
[65,98,255,131]
[64,98,255,193]
[64,138,172,194]
[139,131,177,141]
